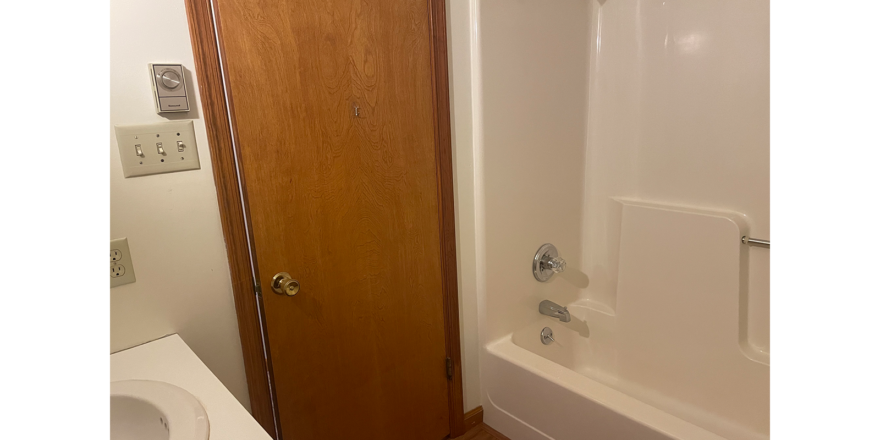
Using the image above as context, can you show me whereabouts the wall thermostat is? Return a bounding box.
[149,63,190,114]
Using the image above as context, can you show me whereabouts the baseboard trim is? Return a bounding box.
[463,406,484,433]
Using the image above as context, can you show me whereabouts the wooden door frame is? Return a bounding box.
[183,0,465,438]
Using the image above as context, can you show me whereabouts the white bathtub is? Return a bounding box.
[483,306,768,440]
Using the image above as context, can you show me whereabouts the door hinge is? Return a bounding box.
[446,357,453,380]
[254,281,262,297]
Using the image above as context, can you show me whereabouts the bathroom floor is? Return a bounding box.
[456,423,510,440]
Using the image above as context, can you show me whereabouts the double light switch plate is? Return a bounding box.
[114,120,200,178]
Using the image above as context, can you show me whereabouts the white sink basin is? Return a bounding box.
[111,380,210,440]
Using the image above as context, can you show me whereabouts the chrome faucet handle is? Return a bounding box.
[533,243,565,282]
[545,256,566,273]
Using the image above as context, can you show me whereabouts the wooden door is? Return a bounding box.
[212,0,452,438]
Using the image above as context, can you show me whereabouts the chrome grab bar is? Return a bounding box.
[742,236,770,248]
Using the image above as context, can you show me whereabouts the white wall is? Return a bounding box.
[110,0,249,409]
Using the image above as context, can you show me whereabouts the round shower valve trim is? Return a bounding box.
[533,243,566,282]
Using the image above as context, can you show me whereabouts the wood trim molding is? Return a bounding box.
[182,0,278,437]
[427,0,467,437]
[463,406,484,433]
[184,0,462,438]
[481,424,512,440]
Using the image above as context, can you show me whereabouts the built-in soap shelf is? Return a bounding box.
[583,197,767,365]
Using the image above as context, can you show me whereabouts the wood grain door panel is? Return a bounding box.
[213,0,450,438]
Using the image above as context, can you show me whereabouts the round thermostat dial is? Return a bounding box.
[160,71,181,90]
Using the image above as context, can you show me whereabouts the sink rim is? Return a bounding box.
[111,379,210,440]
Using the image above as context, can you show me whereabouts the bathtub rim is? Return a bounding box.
[484,333,733,440]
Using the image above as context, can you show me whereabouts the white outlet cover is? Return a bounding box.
[111,238,137,288]
[114,120,200,178]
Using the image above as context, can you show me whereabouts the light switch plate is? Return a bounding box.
[114,120,200,178]
[111,238,137,288]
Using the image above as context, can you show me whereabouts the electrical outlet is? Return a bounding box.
[111,264,126,278]
[111,238,137,288]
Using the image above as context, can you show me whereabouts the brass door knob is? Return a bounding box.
[271,272,300,296]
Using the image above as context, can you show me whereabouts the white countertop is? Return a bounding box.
[111,334,271,440]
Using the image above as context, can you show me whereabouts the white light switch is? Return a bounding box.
[111,238,137,288]
[114,120,200,178]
